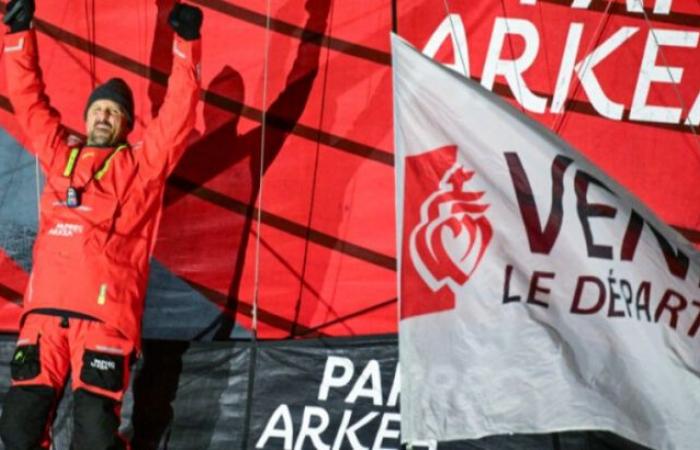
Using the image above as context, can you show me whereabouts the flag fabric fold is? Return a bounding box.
[392,33,700,450]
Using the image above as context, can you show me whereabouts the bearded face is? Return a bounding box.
[85,99,129,147]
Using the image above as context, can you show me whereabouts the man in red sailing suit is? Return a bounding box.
[0,1,203,448]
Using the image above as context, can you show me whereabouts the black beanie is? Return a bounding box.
[84,78,135,129]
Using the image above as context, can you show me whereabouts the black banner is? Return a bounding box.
[0,334,648,449]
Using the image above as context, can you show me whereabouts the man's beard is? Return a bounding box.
[88,124,118,147]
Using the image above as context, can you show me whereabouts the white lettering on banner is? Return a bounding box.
[320,357,398,406]
[295,407,331,450]
[257,357,400,449]
[422,6,698,126]
[575,27,639,120]
[622,0,660,14]
[386,364,400,407]
[551,23,583,113]
[373,413,401,450]
[482,18,547,113]
[553,0,673,14]
[345,360,382,406]
[652,0,673,14]
[577,0,648,12]
[47,222,84,237]
[333,411,378,450]
[256,407,396,449]
[687,92,700,126]
[257,404,294,449]
[630,29,699,123]
[318,356,354,401]
[422,14,469,77]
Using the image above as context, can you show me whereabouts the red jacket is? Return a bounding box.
[3,30,201,347]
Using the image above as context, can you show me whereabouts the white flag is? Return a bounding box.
[392,33,700,450]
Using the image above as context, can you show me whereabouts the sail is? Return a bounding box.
[0,0,696,341]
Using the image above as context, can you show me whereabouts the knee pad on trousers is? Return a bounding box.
[71,389,125,450]
[0,385,55,450]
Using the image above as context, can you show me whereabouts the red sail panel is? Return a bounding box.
[0,0,696,337]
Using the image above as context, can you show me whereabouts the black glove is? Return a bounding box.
[168,3,203,41]
[3,0,34,33]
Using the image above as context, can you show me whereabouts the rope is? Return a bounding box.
[85,0,97,88]
[437,0,534,112]
[290,4,335,338]
[440,0,469,78]
[439,0,527,112]
[633,0,700,154]
[497,0,527,114]
[550,0,615,133]
[251,0,273,340]
[241,0,272,446]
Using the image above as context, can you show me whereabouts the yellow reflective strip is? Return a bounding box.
[97,283,108,305]
[62,148,80,177]
[95,144,127,181]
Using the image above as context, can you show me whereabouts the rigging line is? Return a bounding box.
[298,297,398,337]
[536,0,554,95]
[550,0,615,134]
[498,0,527,114]
[634,0,700,155]
[91,0,97,87]
[84,0,96,88]
[241,0,272,447]
[441,0,469,79]
[136,0,145,122]
[87,0,92,87]
[291,7,334,338]
[252,0,274,338]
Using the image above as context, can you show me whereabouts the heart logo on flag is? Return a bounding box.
[410,164,492,292]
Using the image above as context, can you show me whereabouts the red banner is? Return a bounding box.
[0,0,696,338]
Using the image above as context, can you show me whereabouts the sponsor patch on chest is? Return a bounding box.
[47,222,84,237]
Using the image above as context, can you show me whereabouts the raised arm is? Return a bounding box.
[3,0,65,169]
[140,3,202,181]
